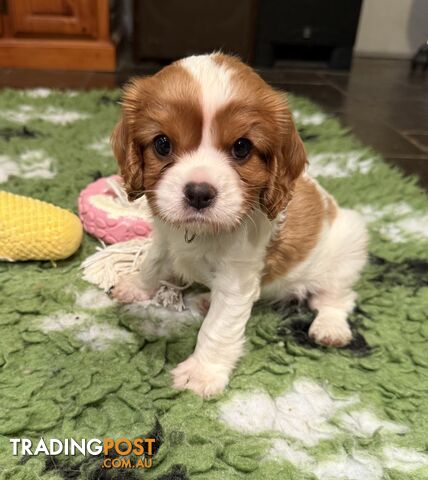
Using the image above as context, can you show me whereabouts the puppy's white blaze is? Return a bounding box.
[187,165,213,184]
[179,54,235,146]
[155,147,243,228]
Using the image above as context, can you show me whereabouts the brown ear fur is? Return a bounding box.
[261,95,307,220]
[110,80,146,201]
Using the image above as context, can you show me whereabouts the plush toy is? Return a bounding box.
[0,191,83,261]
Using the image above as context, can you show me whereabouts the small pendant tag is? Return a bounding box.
[184,230,196,243]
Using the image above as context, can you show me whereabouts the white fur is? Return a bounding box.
[113,54,368,397]
[155,146,243,232]
[180,53,234,145]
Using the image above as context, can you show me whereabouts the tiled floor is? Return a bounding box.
[0,58,427,189]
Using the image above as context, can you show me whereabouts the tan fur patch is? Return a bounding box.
[211,53,307,220]
[262,176,331,283]
[212,100,276,213]
[111,64,203,206]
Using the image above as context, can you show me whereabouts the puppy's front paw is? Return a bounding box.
[309,316,352,347]
[171,355,229,398]
[109,276,155,304]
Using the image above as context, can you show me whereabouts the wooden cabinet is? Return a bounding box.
[0,0,115,71]
[8,0,100,38]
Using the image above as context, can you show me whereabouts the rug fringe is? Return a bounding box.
[81,238,150,290]
[80,238,188,311]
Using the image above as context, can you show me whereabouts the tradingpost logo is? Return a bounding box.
[10,437,156,469]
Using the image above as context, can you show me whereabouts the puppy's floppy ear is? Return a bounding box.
[261,94,307,220]
[111,118,144,201]
[111,80,146,201]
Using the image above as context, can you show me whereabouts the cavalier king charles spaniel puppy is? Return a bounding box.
[110,53,368,397]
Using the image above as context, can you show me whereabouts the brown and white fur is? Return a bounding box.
[110,53,368,398]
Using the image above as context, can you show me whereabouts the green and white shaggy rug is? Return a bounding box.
[0,88,427,480]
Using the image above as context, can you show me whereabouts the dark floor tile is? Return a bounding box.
[403,133,428,152]
[318,69,352,92]
[334,107,424,157]
[375,99,428,132]
[1,69,90,90]
[258,69,325,84]
[323,58,428,103]
[320,72,350,93]
[271,82,346,112]
[384,156,428,189]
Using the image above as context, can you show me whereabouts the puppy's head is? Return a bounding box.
[112,53,307,234]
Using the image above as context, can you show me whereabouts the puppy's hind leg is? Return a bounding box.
[308,290,355,347]
[308,208,368,347]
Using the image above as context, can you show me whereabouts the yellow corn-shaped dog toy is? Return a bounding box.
[0,191,83,261]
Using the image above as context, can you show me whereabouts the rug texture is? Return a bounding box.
[0,88,427,480]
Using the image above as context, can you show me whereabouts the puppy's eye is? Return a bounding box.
[153,135,172,156]
[232,138,252,160]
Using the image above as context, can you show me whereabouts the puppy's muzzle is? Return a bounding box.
[184,182,217,210]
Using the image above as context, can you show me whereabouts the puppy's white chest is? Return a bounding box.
[168,239,219,286]
[157,209,274,288]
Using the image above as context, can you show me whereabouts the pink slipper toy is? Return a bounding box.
[78,175,152,244]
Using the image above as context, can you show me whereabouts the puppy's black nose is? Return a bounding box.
[184,182,217,210]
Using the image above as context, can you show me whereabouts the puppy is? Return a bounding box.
[110,53,368,397]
